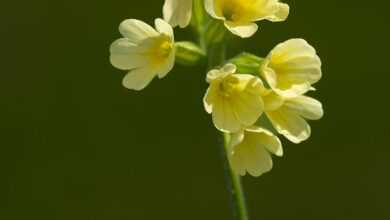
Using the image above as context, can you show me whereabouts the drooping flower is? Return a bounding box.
[205,0,289,38]
[203,64,265,133]
[262,90,324,143]
[110,18,175,91]
[228,126,283,177]
[261,39,322,98]
[163,0,193,28]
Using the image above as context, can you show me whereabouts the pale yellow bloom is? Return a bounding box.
[203,64,264,133]
[110,18,175,91]
[163,0,193,28]
[261,39,322,98]
[228,126,283,177]
[205,0,289,38]
[262,90,324,144]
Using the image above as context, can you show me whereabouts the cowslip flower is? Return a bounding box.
[163,0,193,28]
[228,126,283,177]
[261,39,322,98]
[203,64,264,133]
[110,18,175,90]
[205,0,289,38]
[262,90,324,143]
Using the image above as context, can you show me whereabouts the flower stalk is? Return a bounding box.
[223,133,249,220]
[205,28,249,220]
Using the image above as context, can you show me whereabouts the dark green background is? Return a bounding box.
[2,1,389,219]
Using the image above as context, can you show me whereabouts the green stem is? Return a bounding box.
[207,38,249,220]
[223,134,249,220]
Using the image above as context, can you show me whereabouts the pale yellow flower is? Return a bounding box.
[163,0,193,28]
[262,90,324,143]
[110,18,175,91]
[205,0,289,38]
[228,126,283,177]
[261,39,322,98]
[203,64,264,133]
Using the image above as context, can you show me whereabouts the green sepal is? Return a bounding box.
[175,41,206,66]
[229,52,264,74]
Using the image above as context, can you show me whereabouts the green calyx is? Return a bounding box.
[229,52,264,75]
[174,41,206,66]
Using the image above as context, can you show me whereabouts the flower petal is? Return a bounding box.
[155,18,174,39]
[246,126,283,157]
[212,98,241,133]
[110,38,148,70]
[203,84,219,113]
[156,47,176,78]
[206,64,235,83]
[265,2,289,22]
[231,75,264,126]
[122,68,156,91]
[246,146,273,177]
[230,133,273,177]
[261,89,284,111]
[119,19,158,44]
[204,0,224,20]
[267,107,311,143]
[224,22,258,38]
[222,63,237,73]
[229,131,245,149]
[163,0,193,28]
[284,96,324,120]
[262,38,322,97]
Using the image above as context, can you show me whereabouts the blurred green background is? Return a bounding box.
[2,0,389,219]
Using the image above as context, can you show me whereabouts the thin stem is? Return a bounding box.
[206,37,249,220]
[223,134,249,220]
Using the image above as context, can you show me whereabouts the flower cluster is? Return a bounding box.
[110,0,323,177]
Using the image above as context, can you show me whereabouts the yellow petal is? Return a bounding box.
[229,127,282,177]
[267,107,311,143]
[284,96,324,120]
[119,19,158,44]
[212,98,242,133]
[155,46,176,78]
[206,63,236,83]
[206,0,290,38]
[122,68,156,91]
[109,38,147,70]
[224,22,258,38]
[204,0,225,20]
[262,38,322,97]
[264,2,289,22]
[155,18,174,39]
[203,84,219,113]
[163,0,193,28]
[246,126,283,156]
[261,90,284,111]
[230,75,264,126]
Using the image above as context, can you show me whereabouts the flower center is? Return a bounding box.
[157,40,173,58]
[219,76,240,98]
[150,35,173,66]
[220,0,253,22]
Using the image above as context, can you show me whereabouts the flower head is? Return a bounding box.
[203,64,264,133]
[205,0,289,38]
[261,39,322,98]
[163,0,193,28]
[110,18,175,90]
[228,126,283,177]
[262,90,324,143]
